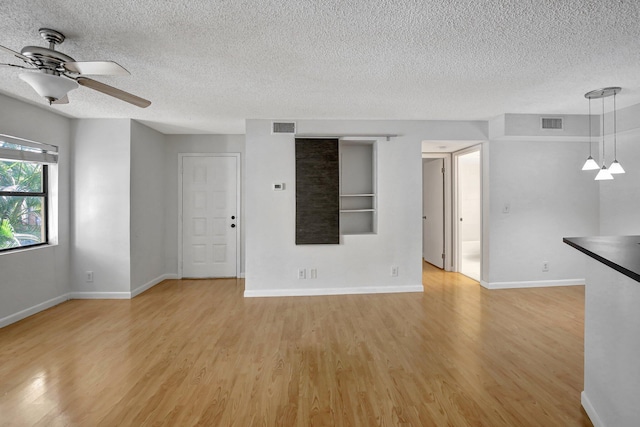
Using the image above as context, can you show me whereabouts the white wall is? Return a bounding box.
[245,119,487,296]
[130,121,168,291]
[484,113,603,287]
[582,257,640,427]
[71,119,132,295]
[0,94,71,325]
[481,141,491,282]
[164,134,246,276]
[485,106,640,288]
[580,103,640,427]
[598,122,640,235]
[487,139,599,285]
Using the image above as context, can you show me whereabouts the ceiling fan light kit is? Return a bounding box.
[0,28,150,108]
[19,71,78,104]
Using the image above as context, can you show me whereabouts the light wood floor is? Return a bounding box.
[0,263,592,426]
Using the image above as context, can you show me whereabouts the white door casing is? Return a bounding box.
[180,154,239,278]
[423,158,445,268]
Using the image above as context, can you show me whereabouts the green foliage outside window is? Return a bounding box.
[0,160,45,250]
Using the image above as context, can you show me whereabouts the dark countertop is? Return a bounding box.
[563,235,640,283]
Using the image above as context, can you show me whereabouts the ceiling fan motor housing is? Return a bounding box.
[20,46,75,73]
[19,29,74,74]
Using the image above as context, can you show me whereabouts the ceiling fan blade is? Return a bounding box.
[1,62,33,70]
[52,95,69,105]
[0,44,31,62]
[63,61,130,76]
[76,77,151,108]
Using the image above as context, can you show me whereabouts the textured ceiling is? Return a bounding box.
[1,0,639,134]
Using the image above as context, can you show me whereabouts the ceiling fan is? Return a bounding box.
[0,28,150,108]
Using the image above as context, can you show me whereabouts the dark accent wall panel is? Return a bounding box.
[295,138,340,244]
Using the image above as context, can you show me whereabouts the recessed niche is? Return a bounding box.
[339,141,376,235]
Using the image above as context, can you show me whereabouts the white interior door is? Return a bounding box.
[182,155,238,278]
[455,149,481,281]
[423,158,444,268]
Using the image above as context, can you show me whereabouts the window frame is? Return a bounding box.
[0,162,49,252]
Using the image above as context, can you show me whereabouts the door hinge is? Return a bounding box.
[441,167,445,174]
[442,253,445,259]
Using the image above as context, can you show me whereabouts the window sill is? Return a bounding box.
[0,243,58,256]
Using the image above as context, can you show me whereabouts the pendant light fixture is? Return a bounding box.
[608,91,625,174]
[584,87,621,181]
[594,91,613,180]
[582,96,599,170]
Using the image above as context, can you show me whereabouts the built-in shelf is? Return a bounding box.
[340,194,374,211]
[339,141,376,235]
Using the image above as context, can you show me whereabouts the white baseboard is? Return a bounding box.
[3,281,423,327]
[71,274,179,300]
[480,278,584,290]
[581,391,604,427]
[0,294,69,328]
[244,284,424,298]
[131,274,178,298]
[1,274,180,328]
[68,291,131,299]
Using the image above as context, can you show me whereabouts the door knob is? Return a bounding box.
[231,224,236,228]
[422,216,426,219]
[231,215,235,220]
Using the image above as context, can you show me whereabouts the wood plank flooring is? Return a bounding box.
[0,263,593,426]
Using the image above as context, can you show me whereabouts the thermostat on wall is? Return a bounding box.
[273,183,285,191]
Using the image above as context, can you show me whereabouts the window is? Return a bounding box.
[0,135,57,252]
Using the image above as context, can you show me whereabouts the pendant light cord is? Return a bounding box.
[589,97,593,157]
[602,96,606,165]
[613,92,617,160]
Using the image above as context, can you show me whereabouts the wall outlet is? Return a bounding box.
[298,268,306,279]
[391,266,399,277]
[542,261,549,272]
[86,271,94,282]
[310,268,317,279]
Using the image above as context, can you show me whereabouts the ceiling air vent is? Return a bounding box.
[541,117,563,130]
[272,122,296,134]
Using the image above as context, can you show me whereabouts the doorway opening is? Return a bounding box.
[422,144,483,282]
